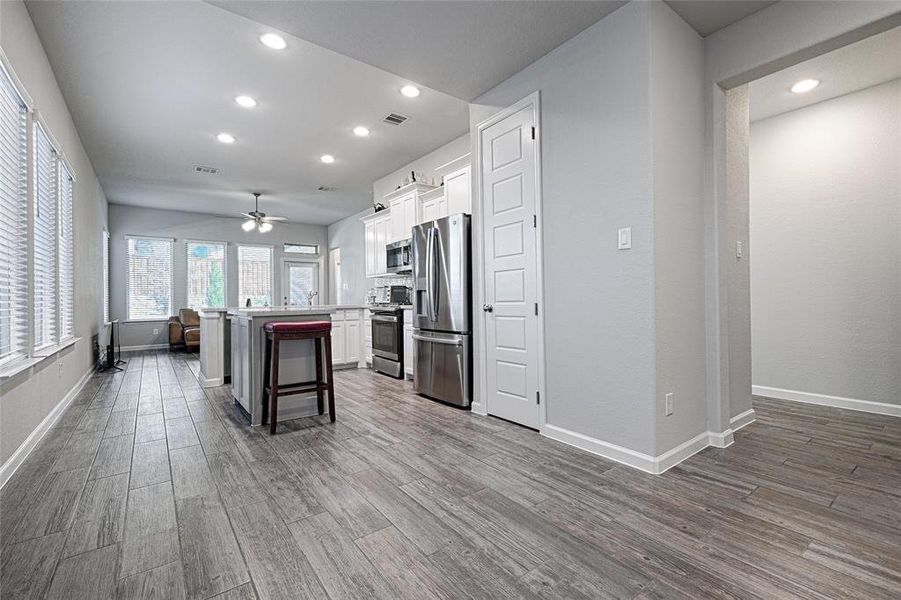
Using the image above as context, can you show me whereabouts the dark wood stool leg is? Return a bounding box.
[261,334,271,427]
[269,334,281,434]
[323,333,335,422]
[314,335,324,416]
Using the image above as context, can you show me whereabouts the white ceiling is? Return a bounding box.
[750,26,901,122]
[665,1,776,37]
[25,0,471,225]
[211,1,781,102]
[24,0,793,227]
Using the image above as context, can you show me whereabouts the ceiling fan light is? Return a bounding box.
[258,222,273,233]
[242,219,256,231]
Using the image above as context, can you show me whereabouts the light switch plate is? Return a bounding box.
[618,227,632,250]
[665,392,674,416]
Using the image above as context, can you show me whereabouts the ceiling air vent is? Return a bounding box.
[382,112,409,126]
[193,164,220,175]
[317,186,338,192]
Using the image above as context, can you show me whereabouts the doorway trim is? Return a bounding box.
[474,91,548,432]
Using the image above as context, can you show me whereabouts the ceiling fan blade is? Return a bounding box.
[261,216,288,222]
[239,213,255,219]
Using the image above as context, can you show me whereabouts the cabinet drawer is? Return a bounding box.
[344,309,361,321]
[330,310,346,322]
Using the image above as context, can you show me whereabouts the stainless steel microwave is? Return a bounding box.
[386,238,412,273]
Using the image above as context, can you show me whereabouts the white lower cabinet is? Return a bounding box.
[330,320,345,364]
[403,309,414,379]
[345,319,360,364]
[363,309,372,363]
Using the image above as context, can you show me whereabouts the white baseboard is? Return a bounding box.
[656,432,713,473]
[0,368,93,489]
[753,385,901,417]
[200,376,224,388]
[121,344,169,352]
[707,408,757,449]
[470,401,487,416]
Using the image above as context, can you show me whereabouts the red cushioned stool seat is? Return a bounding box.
[264,320,331,334]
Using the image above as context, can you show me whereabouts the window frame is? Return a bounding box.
[237,244,274,308]
[57,158,75,341]
[283,242,320,256]
[102,228,110,324]
[0,53,32,368]
[32,116,61,351]
[125,234,175,322]
[185,239,228,310]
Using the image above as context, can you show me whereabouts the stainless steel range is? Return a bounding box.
[371,306,404,378]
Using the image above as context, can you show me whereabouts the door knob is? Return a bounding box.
[482,304,493,313]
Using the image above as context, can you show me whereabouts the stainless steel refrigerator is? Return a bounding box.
[412,214,472,407]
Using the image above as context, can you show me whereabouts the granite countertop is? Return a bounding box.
[227,305,366,318]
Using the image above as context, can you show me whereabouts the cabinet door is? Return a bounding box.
[445,165,471,215]
[364,220,375,277]
[363,312,372,362]
[345,320,360,363]
[421,199,437,223]
[437,196,449,219]
[389,198,404,242]
[331,321,345,364]
[403,325,414,377]
[375,217,389,274]
[403,195,417,237]
[230,318,241,401]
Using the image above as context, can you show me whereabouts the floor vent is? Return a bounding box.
[193,164,219,175]
[383,113,409,126]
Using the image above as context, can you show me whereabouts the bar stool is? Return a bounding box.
[261,321,335,434]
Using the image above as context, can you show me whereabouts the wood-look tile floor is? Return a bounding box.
[2,350,900,599]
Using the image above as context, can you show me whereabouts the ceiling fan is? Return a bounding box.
[240,192,286,233]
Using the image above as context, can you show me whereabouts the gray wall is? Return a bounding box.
[650,1,707,453]
[702,0,900,427]
[750,79,900,405]
[109,204,328,348]
[0,1,109,465]
[470,1,706,457]
[327,133,471,305]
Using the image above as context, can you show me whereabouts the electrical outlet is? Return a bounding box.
[153,327,160,335]
[665,392,674,416]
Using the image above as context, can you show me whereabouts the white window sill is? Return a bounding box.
[0,337,81,382]
[125,319,171,324]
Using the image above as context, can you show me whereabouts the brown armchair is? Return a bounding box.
[168,308,201,352]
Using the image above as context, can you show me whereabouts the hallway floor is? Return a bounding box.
[1,351,899,599]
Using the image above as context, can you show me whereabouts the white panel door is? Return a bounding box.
[421,199,438,223]
[481,105,539,429]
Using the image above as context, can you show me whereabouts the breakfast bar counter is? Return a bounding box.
[199,305,364,425]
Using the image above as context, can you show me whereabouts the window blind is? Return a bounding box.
[127,237,172,320]
[237,245,272,307]
[0,64,28,364]
[102,229,110,323]
[33,123,58,350]
[59,164,74,339]
[186,241,226,309]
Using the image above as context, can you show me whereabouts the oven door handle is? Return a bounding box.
[372,315,398,322]
[412,334,462,346]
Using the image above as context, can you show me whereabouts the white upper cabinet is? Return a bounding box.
[361,211,391,278]
[444,165,471,215]
[384,182,435,243]
[419,187,447,224]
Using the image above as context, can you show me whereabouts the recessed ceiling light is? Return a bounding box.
[216,133,236,144]
[791,79,820,94]
[353,126,370,137]
[320,154,335,164]
[235,95,257,108]
[260,33,286,50]
[400,84,420,98]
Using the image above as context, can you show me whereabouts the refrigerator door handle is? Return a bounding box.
[426,227,438,322]
[412,333,462,346]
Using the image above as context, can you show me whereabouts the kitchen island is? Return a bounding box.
[200,306,364,426]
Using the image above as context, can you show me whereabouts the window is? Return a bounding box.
[33,123,58,350]
[59,164,74,339]
[102,229,110,323]
[284,243,319,255]
[127,236,173,320]
[238,245,272,307]
[186,241,226,309]
[0,62,28,364]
